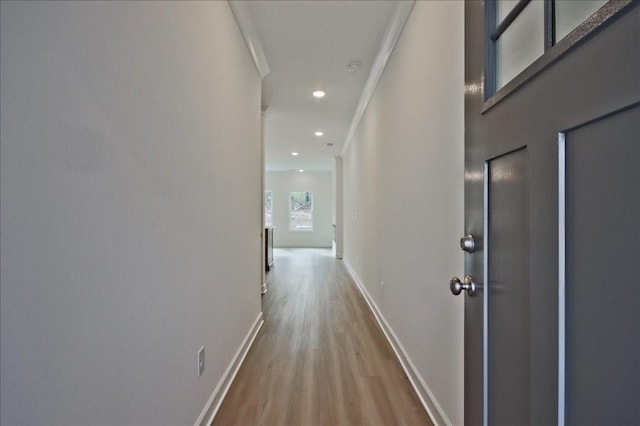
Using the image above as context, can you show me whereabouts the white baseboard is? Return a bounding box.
[195,312,264,426]
[342,260,452,426]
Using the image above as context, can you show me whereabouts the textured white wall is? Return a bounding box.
[265,171,333,248]
[342,1,464,424]
[0,2,262,425]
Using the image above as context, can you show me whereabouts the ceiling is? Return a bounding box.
[240,0,405,172]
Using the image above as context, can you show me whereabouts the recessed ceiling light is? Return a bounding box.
[298,169,304,173]
[291,152,299,156]
[312,90,326,98]
[314,131,324,137]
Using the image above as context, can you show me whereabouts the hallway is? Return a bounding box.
[213,249,432,425]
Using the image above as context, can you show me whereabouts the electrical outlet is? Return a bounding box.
[198,346,205,377]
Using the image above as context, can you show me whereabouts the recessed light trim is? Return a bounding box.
[314,131,324,137]
[312,90,326,98]
[291,152,299,156]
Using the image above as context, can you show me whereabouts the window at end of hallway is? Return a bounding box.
[265,190,273,228]
[289,191,313,232]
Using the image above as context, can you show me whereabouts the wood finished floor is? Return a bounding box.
[212,248,433,426]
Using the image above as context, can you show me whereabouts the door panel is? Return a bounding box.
[564,106,639,426]
[487,148,530,426]
[464,1,640,425]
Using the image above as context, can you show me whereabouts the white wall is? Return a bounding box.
[342,2,464,425]
[0,2,262,425]
[265,171,333,248]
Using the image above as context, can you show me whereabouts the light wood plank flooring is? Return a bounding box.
[212,248,433,426]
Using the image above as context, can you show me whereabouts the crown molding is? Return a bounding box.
[228,0,271,79]
[341,0,415,157]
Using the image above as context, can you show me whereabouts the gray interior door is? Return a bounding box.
[463,1,639,425]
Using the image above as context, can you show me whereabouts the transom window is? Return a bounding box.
[487,0,608,96]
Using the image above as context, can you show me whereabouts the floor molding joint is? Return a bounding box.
[195,312,264,426]
[342,259,451,426]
